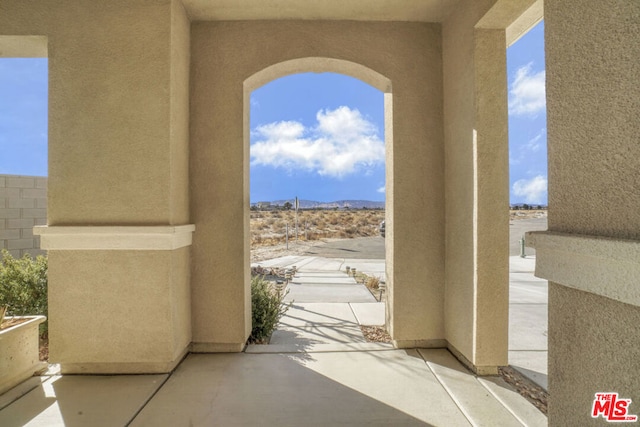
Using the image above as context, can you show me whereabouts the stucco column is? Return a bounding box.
[529,1,640,424]
[2,0,193,374]
[442,0,510,374]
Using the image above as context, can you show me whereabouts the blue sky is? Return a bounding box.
[506,21,547,205]
[0,58,48,176]
[0,21,546,205]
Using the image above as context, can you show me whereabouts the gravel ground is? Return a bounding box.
[498,366,548,415]
[251,239,335,263]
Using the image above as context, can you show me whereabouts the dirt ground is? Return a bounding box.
[251,209,547,262]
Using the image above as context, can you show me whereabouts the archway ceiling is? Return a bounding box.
[182,0,462,22]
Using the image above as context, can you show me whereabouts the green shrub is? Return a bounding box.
[249,275,290,344]
[0,250,48,333]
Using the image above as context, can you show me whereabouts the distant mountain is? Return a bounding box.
[253,199,385,209]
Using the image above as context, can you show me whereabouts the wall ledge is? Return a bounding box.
[526,231,640,307]
[33,225,195,250]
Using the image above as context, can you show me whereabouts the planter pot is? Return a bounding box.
[0,315,47,396]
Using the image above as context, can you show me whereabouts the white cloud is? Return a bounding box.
[513,175,547,204]
[509,154,522,166]
[509,63,546,116]
[377,186,385,193]
[250,106,384,178]
[526,129,545,152]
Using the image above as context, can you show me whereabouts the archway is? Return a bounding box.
[189,21,446,353]
[246,64,389,345]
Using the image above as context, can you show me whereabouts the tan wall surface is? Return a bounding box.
[0,0,188,225]
[549,283,640,425]
[443,3,479,361]
[190,21,445,347]
[48,248,191,373]
[0,174,47,258]
[442,0,510,370]
[546,0,640,239]
[169,0,191,225]
[1,1,193,373]
[544,1,640,424]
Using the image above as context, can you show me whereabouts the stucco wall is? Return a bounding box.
[442,0,511,371]
[1,0,193,373]
[546,1,640,240]
[0,0,189,225]
[548,283,640,425]
[48,247,191,374]
[543,0,640,424]
[0,174,47,258]
[190,21,446,349]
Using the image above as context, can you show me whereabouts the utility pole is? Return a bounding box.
[295,196,299,241]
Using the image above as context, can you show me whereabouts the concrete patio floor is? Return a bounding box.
[0,255,547,426]
[0,349,546,426]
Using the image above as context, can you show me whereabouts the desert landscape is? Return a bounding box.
[250,208,547,261]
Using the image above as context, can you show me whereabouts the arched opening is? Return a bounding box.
[244,59,392,346]
[247,71,387,346]
[190,23,446,355]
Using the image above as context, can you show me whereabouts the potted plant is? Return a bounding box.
[0,306,47,395]
[0,250,48,395]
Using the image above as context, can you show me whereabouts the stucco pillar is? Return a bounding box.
[528,1,640,424]
[2,0,193,374]
[442,0,510,374]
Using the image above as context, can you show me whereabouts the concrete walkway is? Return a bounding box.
[508,256,548,390]
[0,256,548,426]
[248,266,388,354]
[253,254,548,391]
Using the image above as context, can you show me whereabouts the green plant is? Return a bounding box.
[0,250,48,334]
[249,275,290,344]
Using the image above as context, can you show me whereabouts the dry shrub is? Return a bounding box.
[365,276,380,290]
[250,209,386,247]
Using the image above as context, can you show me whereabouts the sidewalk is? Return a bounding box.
[508,256,548,390]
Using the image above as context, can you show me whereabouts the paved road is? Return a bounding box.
[296,217,548,259]
[302,236,385,259]
[510,217,547,256]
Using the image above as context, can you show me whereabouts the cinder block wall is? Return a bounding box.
[0,174,47,258]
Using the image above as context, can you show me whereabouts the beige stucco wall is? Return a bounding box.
[1,0,193,373]
[190,21,446,349]
[540,0,640,424]
[548,283,640,425]
[48,248,191,374]
[546,1,640,240]
[442,0,515,372]
[0,0,189,225]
